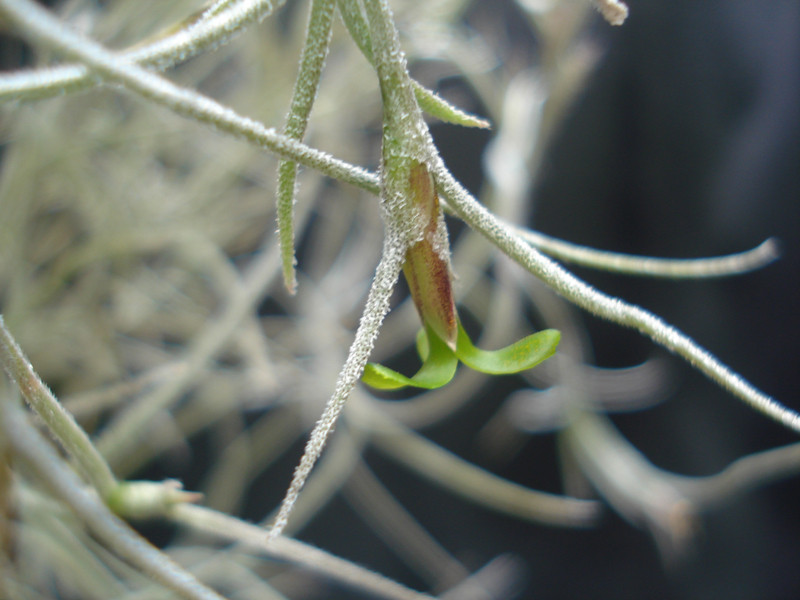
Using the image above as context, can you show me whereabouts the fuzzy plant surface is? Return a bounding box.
[0,0,798,599]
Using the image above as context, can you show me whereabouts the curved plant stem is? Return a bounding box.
[0,399,226,600]
[563,409,696,557]
[336,0,373,60]
[0,315,117,497]
[0,0,380,195]
[0,0,285,101]
[344,461,470,589]
[171,503,435,600]
[270,230,406,537]
[516,228,780,278]
[277,0,335,293]
[565,409,800,555]
[367,411,601,527]
[676,441,800,508]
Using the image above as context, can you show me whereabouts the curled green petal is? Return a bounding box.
[362,325,458,390]
[455,321,560,375]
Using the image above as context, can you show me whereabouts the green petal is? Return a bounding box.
[454,321,560,375]
[362,325,458,390]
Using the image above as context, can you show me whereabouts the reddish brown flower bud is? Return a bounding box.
[402,163,458,350]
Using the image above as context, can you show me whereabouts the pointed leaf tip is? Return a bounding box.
[413,81,491,129]
[455,323,560,375]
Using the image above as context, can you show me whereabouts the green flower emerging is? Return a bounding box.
[362,319,560,390]
[363,163,559,391]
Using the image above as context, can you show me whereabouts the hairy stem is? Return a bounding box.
[0,399,225,600]
[0,316,117,497]
[515,230,780,278]
[270,230,406,537]
[0,0,285,101]
[172,503,435,600]
[277,0,335,292]
[0,0,379,194]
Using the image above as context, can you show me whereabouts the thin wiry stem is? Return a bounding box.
[362,0,434,171]
[270,0,444,538]
[563,410,696,558]
[344,461,470,589]
[367,410,601,527]
[434,163,800,433]
[0,0,285,102]
[171,504,435,600]
[197,0,251,21]
[515,229,781,278]
[0,0,380,195]
[277,0,335,293]
[270,230,406,537]
[337,0,374,61]
[0,315,117,498]
[94,194,306,472]
[565,408,800,557]
[0,399,226,600]
[125,0,281,69]
[265,425,367,537]
[675,442,800,508]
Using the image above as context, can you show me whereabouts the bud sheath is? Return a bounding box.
[402,163,458,349]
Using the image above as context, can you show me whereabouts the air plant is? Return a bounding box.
[362,162,560,390]
[2,0,800,599]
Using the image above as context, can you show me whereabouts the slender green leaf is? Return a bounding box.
[455,321,560,375]
[278,0,336,293]
[413,81,491,129]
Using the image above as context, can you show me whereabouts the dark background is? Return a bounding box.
[462,1,800,598]
[529,2,800,598]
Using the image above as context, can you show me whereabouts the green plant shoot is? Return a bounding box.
[363,162,560,390]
